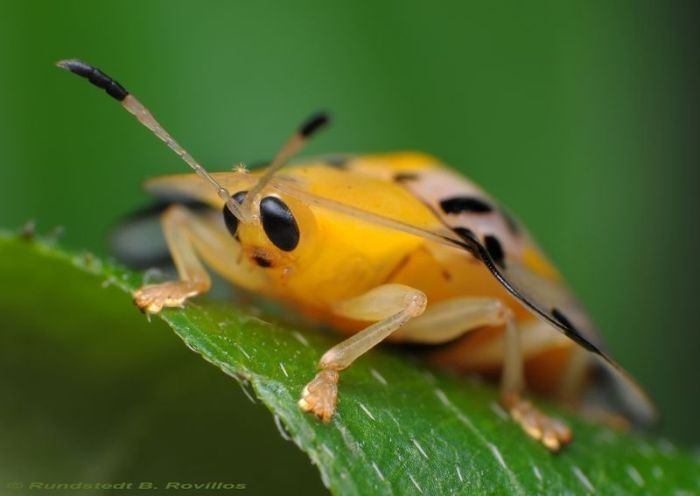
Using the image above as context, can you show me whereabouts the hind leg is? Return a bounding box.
[500,319,572,452]
[301,292,572,450]
[399,298,573,452]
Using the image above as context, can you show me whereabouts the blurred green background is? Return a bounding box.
[1,0,698,489]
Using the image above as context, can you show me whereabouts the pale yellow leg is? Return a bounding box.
[133,205,241,313]
[396,297,507,343]
[298,284,427,422]
[386,296,572,452]
[501,319,572,452]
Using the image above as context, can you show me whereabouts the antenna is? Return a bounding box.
[239,111,329,221]
[56,59,245,220]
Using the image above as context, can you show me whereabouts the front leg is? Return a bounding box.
[298,284,427,422]
[133,205,219,313]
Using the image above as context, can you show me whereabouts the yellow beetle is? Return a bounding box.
[58,59,656,452]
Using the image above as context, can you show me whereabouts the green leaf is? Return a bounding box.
[1,231,699,495]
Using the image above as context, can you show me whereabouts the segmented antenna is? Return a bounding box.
[240,111,330,221]
[56,59,245,220]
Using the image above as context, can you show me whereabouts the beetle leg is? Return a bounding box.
[395,297,510,343]
[133,205,212,313]
[390,297,572,452]
[298,284,427,422]
[501,317,572,452]
[134,200,263,313]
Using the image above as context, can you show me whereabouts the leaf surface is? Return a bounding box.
[1,232,698,495]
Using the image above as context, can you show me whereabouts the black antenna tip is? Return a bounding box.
[299,111,330,138]
[57,59,129,102]
[57,59,93,76]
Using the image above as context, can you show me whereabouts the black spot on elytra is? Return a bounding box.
[484,235,506,268]
[450,227,480,258]
[439,196,493,215]
[452,226,477,241]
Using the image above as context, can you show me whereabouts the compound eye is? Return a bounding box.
[260,196,299,251]
[222,191,247,238]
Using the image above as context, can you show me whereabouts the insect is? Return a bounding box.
[58,59,656,452]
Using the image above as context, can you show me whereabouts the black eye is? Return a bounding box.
[260,196,299,251]
[222,191,247,238]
